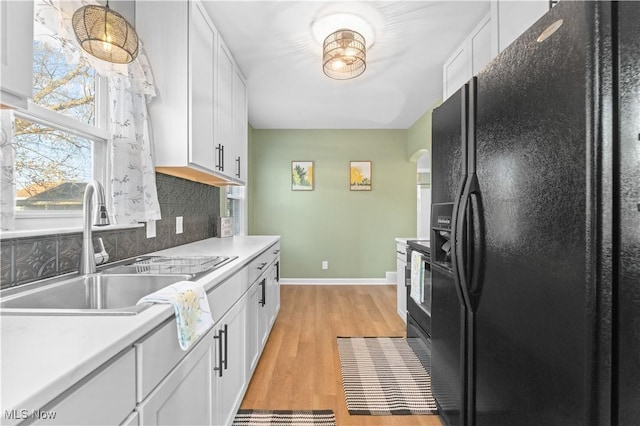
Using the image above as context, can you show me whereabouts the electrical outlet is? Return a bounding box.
[146,220,156,239]
[176,216,183,234]
[322,261,328,270]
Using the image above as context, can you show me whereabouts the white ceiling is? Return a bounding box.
[202,1,490,130]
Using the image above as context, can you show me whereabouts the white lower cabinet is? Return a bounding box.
[257,276,270,348]
[212,294,247,426]
[19,241,281,426]
[31,349,136,426]
[246,282,260,375]
[136,331,213,425]
[267,261,280,328]
[396,242,408,322]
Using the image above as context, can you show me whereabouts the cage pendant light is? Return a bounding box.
[322,29,366,80]
[72,2,139,64]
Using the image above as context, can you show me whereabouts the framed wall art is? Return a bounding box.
[291,161,314,191]
[350,161,372,191]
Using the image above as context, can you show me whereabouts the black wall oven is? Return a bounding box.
[406,240,432,372]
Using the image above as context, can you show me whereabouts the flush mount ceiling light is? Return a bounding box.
[322,29,366,80]
[72,1,139,64]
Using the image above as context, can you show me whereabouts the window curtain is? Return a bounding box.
[36,0,161,224]
[0,111,16,230]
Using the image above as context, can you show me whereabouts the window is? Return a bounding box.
[12,1,108,225]
[225,186,246,236]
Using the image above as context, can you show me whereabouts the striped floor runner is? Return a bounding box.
[232,410,336,426]
[337,337,438,415]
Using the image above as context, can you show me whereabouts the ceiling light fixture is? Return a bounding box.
[72,1,139,64]
[322,29,366,80]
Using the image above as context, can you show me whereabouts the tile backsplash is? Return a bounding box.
[1,173,220,289]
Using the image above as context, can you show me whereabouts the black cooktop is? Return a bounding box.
[408,240,430,256]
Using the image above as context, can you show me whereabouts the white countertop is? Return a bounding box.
[0,235,279,422]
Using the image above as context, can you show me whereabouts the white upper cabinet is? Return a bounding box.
[233,70,248,181]
[0,0,33,109]
[443,1,550,101]
[189,2,217,172]
[493,0,550,52]
[136,0,247,186]
[443,13,497,100]
[216,40,235,179]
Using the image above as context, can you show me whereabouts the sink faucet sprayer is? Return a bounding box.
[79,180,110,275]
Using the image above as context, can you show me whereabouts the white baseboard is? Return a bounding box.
[280,278,391,286]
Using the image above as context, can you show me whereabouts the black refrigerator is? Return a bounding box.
[430,2,640,426]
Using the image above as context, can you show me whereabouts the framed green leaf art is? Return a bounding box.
[291,161,314,191]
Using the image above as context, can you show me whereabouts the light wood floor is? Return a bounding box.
[240,285,443,426]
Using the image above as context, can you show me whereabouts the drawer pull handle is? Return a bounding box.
[257,262,268,270]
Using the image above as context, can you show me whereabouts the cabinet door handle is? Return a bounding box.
[259,278,266,307]
[236,156,241,178]
[221,144,225,171]
[215,144,223,171]
[222,324,228,370]
[213,329,223,377]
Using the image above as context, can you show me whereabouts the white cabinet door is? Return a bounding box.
[442,46,468,101]
[267,260,280,327]
[396,243,407,322]
[257,276,269,348]
[495,0,549,52]
[0,0,33,108]
[136,331,213,426]
[189,1,216,171]
[216,40,235,178]
[246,282,260,375]
[232,70,248,182]
[212,294,247,426]
[470,14,494,76]
[442,12,497,100]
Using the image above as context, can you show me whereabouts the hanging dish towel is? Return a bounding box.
[410,251,425,304]
[138,281,214,350]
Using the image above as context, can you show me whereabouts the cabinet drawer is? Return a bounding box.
[208,267,247,323]
[32,349,136,425]
[249,242,280,284]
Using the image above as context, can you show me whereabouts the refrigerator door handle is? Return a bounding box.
[456,174,482,308]
[456,178,472,302]
[469,181,484,300]
[451,178,467,292]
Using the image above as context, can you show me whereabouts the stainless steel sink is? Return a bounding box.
[0,255,238,316]
[0,273,192,316]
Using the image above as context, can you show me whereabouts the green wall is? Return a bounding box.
[406,100,442,161]
[248,129,416,279]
